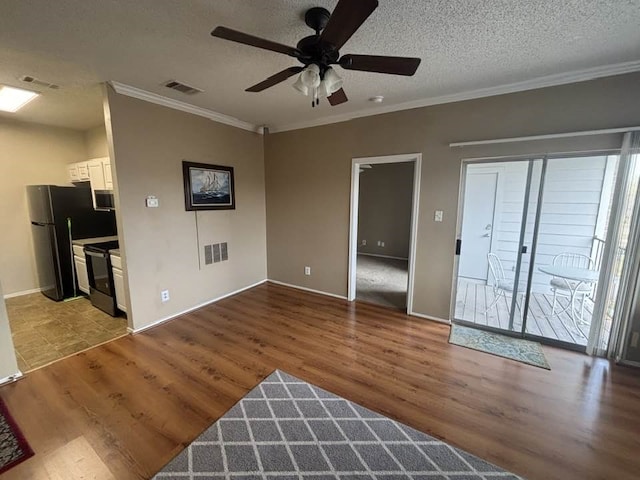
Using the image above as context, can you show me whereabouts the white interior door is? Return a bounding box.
[458,172,498,280]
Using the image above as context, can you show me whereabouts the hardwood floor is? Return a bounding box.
[0,282,639,480]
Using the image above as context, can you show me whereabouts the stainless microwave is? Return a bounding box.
[94,189,115,210]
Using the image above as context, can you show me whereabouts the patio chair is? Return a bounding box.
[550,253,595,322]
[484,253,522,316]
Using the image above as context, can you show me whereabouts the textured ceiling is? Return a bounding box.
[0,0,639,131]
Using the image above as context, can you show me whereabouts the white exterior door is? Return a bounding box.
[458,172,498,280]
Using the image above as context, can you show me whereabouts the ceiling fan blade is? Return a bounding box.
[212,26,300,57]
[245,67,304,92]
[339,54,421,76]
[320,0,378,50]
[327,88,348,106]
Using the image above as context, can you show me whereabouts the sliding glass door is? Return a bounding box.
[524,155,619,349]
[454,158,541,337]
[454,152,621,351]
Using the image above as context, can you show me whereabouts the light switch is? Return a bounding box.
[146,196,159,208]
[434,210,444,222]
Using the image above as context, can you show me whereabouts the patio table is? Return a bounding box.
[538,264,599,331]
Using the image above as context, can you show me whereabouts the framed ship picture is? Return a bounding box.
[182,161,235,211]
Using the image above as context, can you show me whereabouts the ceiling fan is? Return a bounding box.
[211,0,421,107]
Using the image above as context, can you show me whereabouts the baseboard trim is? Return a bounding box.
[408,311,452,325]
[4,288,42,299]
[267,280,349,300]
[0,372,23,387]
[617,359,640,368]
[129,279,268,334]
[357,253,409,261]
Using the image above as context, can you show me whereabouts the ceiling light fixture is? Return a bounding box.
[369,95,384,103]
[0,85,39,112]
[211,2,422,109]
[293,65,343,108]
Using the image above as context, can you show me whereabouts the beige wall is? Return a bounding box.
[265,72,640,320]
[84,124,108,158]
[0,118,86,295]
[357,162,413,258]
[0,282,19,379]
[105,88,267,331]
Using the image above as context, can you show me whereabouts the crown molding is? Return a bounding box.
[268,60,640,133]
[109,81,262,134]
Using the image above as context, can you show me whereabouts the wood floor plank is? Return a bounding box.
[0,283,639,480]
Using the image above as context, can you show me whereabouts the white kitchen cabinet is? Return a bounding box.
[88,158,107,190]
[77,162,90,181]
[110,253,126,313]
[87,157,114,210]
[68,161,90,183]
[73,254,90,295]
[103,160,113,189]
[112,268,126,313]
[68,164,80,182]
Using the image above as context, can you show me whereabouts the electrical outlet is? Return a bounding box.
[304,266,311,276]
[381,241,385,247]
[161,290,170,302]
[435,210,443,222]
[632,331,639,348]
[361,239,366,246]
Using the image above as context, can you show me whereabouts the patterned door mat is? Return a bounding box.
[153,370,522,479]
[449,324,550,370]
[0,397,34,474]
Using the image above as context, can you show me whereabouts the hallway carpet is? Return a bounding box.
[356,254,408,310]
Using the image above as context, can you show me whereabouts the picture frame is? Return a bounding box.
[182,161,235,211]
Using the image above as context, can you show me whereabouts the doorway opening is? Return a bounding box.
[453,153,622,351]
[1,86,127,375]
[348,154,421,313]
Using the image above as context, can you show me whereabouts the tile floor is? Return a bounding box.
[5,293,128,372]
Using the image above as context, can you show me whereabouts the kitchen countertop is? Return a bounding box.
[72,236,118,246]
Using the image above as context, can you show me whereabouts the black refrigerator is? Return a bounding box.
[27,185,117,301]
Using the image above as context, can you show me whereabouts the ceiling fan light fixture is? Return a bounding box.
[300,64,321,88]
[323,67,343,94]
[318,79,332,98]
[212,1,421,109]
[292,76,309,96]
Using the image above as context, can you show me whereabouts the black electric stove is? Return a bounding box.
[84,241,120,316]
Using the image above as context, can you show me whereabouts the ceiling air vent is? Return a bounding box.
[20,75,60,89]
[164,80,202,95]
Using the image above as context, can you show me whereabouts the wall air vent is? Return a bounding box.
[20,75,60,89]
[164,80,203,95]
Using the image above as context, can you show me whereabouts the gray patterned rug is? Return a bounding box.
[449,324,550,370]
[153,370,522,479]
